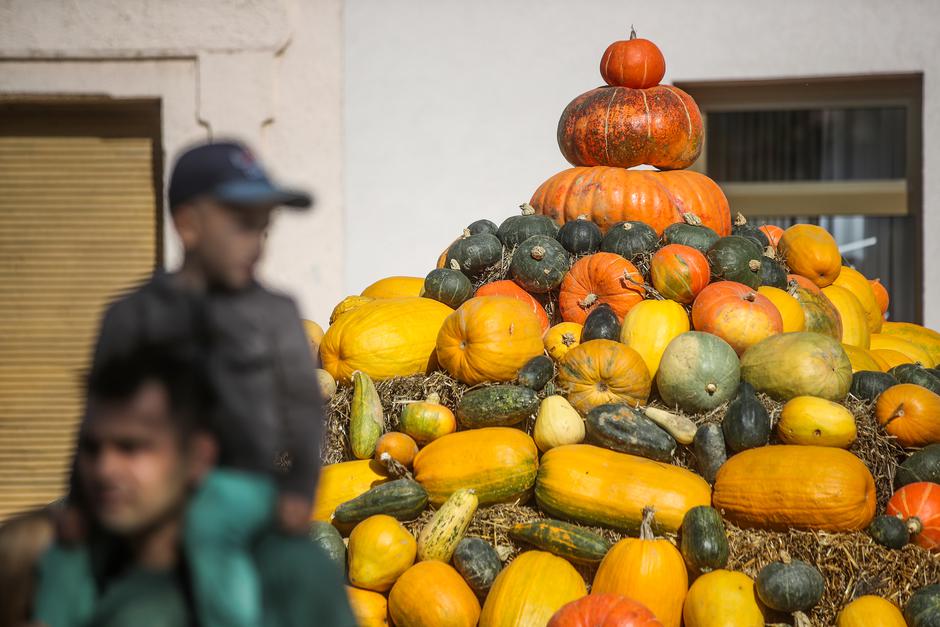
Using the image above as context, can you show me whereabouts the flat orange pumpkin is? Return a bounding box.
[557,339,651,414]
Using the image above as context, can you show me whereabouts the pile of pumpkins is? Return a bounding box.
[303,29,940,627]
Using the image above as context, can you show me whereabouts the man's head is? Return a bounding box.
[78,347,216,537]
[167,141,312,289]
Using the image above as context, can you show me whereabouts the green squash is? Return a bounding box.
[333,478,429,524]
[889,363,940,395]
[556,217,602,255]
[581,303,621,342]
[498,203,559,247]
[731,213,770,248]
[722,381,770,453]
[740,332,852,401]
[755,559,825,613]
[905,584,940,627]
[601,220,659,260]
[509,519,612,563]
[509,234,569,293]
[518,355,554,391]
[895,444,940,489]
[446,232,503,277]
[663,216,719,254]
[706,235,763,288]
[585,403,676,462]
[467,218,498,236]
[452,537,503,597]
[424,268,473,308]
[308,521,346,573]
[457,384,539,428]
[657,331,741,413]
[789,285,842,340]
[680,505,730,575]
[760,255,788,289]
[693,423,727,484]
[850,370,898,403]
[867,514,910,549]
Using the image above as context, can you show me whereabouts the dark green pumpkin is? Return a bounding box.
[601,221,660,260]
[452,537,502,597]
[308,521,346,572]
[509,235,569,293]
[446,232,503,277]
[760,255,788,289]
[556,217,602,255]
[693,423,727,484]
[581,303,621,342]
[755,559,825,613]
[905,584,940,627]
[467,218,498,236]
[850,371,898,402]
[722,381,770,453]
[731,214,771,248]
[663,219,719,254]
[498,203,559,248]
[509,519,612,563]
[867,514,910,549]
[889,363,940,395]
[333,478,428,524]
[518,355,554,391]
[457,384,539,428]
[585,403,676,462]
[895,444,940,489]
[424,268,473,308]
[680,505,729,575]
[706,235,763,288]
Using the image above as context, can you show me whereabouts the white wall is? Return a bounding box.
[345,0,940,326]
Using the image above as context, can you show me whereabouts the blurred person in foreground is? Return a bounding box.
[35,141,338,627]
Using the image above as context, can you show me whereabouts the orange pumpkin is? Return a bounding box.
[777,224,842,287]
[870,278,890,316]
[886,482,940,551]
[758,224,784,249]
[436,296,545,385]
[544,322,584,362]
[389,560,482,626]
[549,594,663,627]
[592,508,687,627]
[788,273,821,294]
[650,244,710,305]
[476,280,550,332]
[398,393,457,445]
[557,339,651,414]
[691,281,783,355]
[788,284,842,340]
[599,28,666,89]
[757,286,805,333]
[559,253,645,324]
[346,586,389,627]
[875,384,940,447]
[374,432,419,468]
[530,167,731,237]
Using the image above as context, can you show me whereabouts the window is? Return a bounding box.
[675,74,923,323]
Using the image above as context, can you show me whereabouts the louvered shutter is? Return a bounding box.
[0,137,157,519]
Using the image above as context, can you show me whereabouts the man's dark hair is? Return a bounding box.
[86,343,214,437]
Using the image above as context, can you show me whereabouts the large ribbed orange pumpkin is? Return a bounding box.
[530,167,731,236]
[777,224,842,287]
[875,384,940,448]
[650,244,710,304]
[549,594,663,627]
[557,86,702,170]
[886,482,940,551]
[557,339,651,414]
[436,296,544,385]
[559,253,645,324]
[691,281,783,355]
[475,280,550,332]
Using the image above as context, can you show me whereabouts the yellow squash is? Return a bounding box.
[880,321,940,365]
[330,294,374,324]
[777,396,857,448]
[870,348,912,370]
[836,595,906,627]
[841,344,881,373]
[822,285,870,349]
[389,561,481,627]
[866,349,892,372]
[544,321,583,361]
[533,395,585,452]
[620,299,691,378]
[311,459,389,523]
[777,224,842,287]
[346,586,389,627]
[683,570,764,627]
[361,276,426,298]
[347,514,417,592]
[757,286,805,333]
[303,319,325,353]
[417,488,478,562]
[320,297,454,382]
[479,551,586,627]
[832,265,882,333]
[870,333,935,367]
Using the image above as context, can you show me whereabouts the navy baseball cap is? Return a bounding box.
[168,140,312,212]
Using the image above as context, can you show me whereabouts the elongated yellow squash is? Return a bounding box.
[880,321,940,365]
[822,285,870,349]
[870,333,936,367]
[479,551,586,627]
[361,276,425,298]
[417,488,478,562]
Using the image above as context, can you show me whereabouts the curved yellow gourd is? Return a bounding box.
[777,396,857,448]
[832,265,882,333]
[880,321,940,365]
[822,285,870,349]
[870,333,936,367]
[620,299,691,378]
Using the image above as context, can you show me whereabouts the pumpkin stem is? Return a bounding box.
[519,202,536,216]
[379,451,414,481]
[578,293,598,308]
[426,392,441,404]
[638,506,656,540]
[763,245,776,259]
[449,259,462,271]
[906,516,923,536]
[629,25,637,40]
[705,382,718,395]
[530,245,546,261]
[681,212,703,226]
[744,291,757,303]
[462,228,472,238]
[576,214,589,221]
[792,611,813,627]
[561,332,577,347]
[779,549,792,564]
[733,212,747,226]
[748,259,761,272]
[883,403,906,428]
[621,222,633,231]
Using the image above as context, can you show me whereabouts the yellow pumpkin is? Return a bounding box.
[880,321,940,365]
[320,297,454,382]
[757,286,805,333]
[534,395,585,452]
[361,276,426,298]
[330,294,375,324]
[870,334,935,367]
[315,368,337,399]
[822,285,870,349]
[346,586,389,627]
[866,349,892,372]
[836,595,906,627]
[398,393,457,445]
[557,339,651,414]
[777,396,857,448]
[841,344,881,373]
[303,319,325,353]
[592,508,687,627]
[619,299,691,378]
[870,348,913,370]
[683,570,764,627]
[479,551,586,627]
[389,561,481,627]
[832,265,882,333]
[348,514,417,592]
[544,322,583,361]
[436,296,544,385]
[777,224,842,287]
[311,459,389,523]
